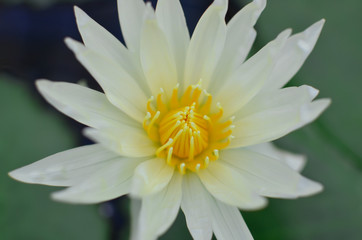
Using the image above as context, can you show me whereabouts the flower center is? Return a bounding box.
[143,83,234,174]
[159,103,209,159]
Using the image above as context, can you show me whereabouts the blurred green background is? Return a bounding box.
[1,0,361,239]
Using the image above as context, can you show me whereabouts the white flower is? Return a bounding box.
[9,0,330,239]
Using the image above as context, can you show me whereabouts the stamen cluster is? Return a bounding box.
[143,83,234,174]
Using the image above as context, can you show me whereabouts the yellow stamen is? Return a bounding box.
[143,84,234,174]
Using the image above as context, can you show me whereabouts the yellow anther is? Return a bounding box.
[204,156,210,167]
[180,163,186,175]
[167,147,173,165]
[195,163,201,172]
[147,111,160,136]
[213,149,219,158]
[156,138,173,156]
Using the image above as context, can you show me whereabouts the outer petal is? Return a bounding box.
[262,20,325,90]
[117,0,154,54]
[183,0,227,90]
[213,29,291,118]
[131,158,175,197]
[209,0,265,91]
[140,19,178,96]
[182,174,253,240]
[248,142,306,172]
[74,6,148,93]
[230,86,331,148]
[65,38,148,123]
[9,144,117,187]
[211,199,253,240]
[36,80,137,129]
[51,157,147,204]
[181,174,213,240]
[83,128,157,158]
[198,161,267,210]
[130,198,142,240]
[156,0,190,84]
[221,148,322,198]
[137,172,182,240]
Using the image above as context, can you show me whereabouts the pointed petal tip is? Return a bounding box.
[254,0,266,9]
[300,85,320,100]
[8,168,38,185]
[307,18,326,37]
[35,79,50,90]
[73,6,89,27]
[297,177,324,197]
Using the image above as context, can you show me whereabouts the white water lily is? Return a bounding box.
[9,0,330,239]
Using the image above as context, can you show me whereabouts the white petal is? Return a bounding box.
[297,176,323,197]
[248,142,306,172]
[221,148,302,198]
[74,6,148,92]
[209,0,265,91]
[138,172,182,240]
[211,200,253,240]
[230,86,331,148]
[156,0,190,84]
[36,80,137,129]
[130,198,142,240]
[237,85,319,119]
[51,157,146,204]
[117,0,154,54]
[9,144,117,187]
[140,19,178,96]
[262,20,325,90]
[183,0,227,90]
[181,174,213,240]
[65,38,148,123]
[214,29,291,118]
[198,161,267,210]
[131,158,174,197]
[183,174,253,240]
[83,128,157,158]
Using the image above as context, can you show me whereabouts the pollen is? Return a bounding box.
[143,83,234,174]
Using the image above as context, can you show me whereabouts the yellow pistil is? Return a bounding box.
[143,83,234,174]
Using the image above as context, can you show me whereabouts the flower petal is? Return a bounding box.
[248,142,306,172]
[182,174,253,240]
[83,128,157,158]
[221,148,322,198]
[51,157,146,204]
[210,200,253,240]
[131,158,175,197]
[130,198,142,240]
[36,80,137,129]
[65,38,148,123]
[181,174,213,240]
[117,0,154,54]
[262,19,325,90]
[198,161,267,210]
[137,172,182,240]
[213,29,291,118]
[140,19,178,96]
[9,144,117,187]
[156,0,190,84]
[183,0,227,90]
[209,0,265,91]
[230,86,331,148]
[74,6,148,93]
[297,176,323,197]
